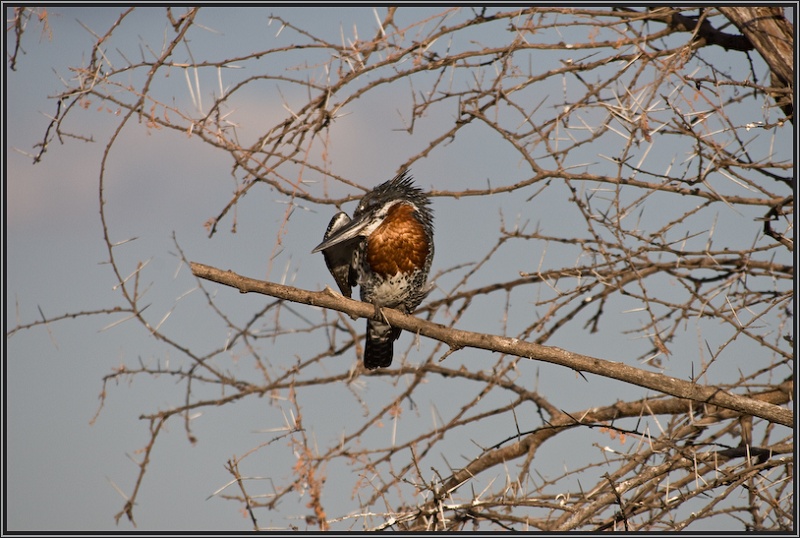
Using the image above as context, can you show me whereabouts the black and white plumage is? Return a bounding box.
[313,171,434,369]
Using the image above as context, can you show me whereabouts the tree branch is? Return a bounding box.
[719,7,794,121]
[189,262,793,428]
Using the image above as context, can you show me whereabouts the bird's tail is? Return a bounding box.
[364,320,402,369]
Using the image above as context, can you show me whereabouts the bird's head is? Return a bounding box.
[311,171,432,253]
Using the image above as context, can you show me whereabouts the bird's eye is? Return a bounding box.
[358,198,379,214]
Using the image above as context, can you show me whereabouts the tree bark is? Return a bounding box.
[719,7,794,121]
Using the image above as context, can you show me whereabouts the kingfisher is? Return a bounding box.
[312,171,434,369]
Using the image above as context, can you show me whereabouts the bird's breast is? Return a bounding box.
[366,203,430,276]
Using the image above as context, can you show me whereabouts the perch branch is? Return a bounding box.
[189,262,793,428]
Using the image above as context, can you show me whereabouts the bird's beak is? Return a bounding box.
[311,213,372,253]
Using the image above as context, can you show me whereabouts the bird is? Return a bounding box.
[320,211,356,299]
[312,170,434,369]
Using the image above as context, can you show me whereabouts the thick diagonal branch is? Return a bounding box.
[189,262,793,428]
[719,7,794,120]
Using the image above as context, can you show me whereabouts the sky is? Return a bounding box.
[1,7,489,532]
[6,6,794,532]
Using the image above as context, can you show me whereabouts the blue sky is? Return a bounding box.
[4,7,513,531]
[6,6,794,531]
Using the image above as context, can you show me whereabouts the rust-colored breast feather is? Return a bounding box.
[367,203,429,276]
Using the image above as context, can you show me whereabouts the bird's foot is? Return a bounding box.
[373,304,392,326]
